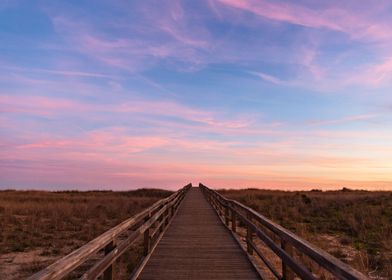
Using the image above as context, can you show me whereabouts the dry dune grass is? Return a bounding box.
[220,188,392,279]
[0,189,172,279]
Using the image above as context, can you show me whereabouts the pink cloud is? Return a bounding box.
[0,95,87,116]
[217,0,342,31]
[251,71,284,85]
[48,6,212,72]
[142,0,211,49]
[307,114,377,126]
[349,57,392,86]
[107,99,255,131]
[14,130,169,156]
[313,129,392,140]
[211,1,392,90]
[216,0,392,42]
[0,94,258,135]
[0,65,116,79]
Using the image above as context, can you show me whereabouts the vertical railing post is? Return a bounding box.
[216,197,220,215]
[170,203,174,218]
[158,210,164,234]
[168,204,172,222]
[162,208,167,230]
[225,204,229,226]
[167,207,170,226]
[144,212,151,256]
[103,240,116,280]
[281,239,294,280]
[231,204,236,233]
[246,212,253,255]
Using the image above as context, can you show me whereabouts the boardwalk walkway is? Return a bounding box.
[29,184,368,280]
[138,187,260,280]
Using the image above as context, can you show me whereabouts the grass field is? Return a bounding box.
[219,188,392,279]
[0,189,172,279]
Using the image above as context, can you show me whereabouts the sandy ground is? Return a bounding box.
[0,249,58,280]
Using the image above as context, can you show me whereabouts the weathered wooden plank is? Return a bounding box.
[138,187,261,280]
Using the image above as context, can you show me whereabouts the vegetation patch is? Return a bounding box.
[0,189,172,279]
[220,188,392,279]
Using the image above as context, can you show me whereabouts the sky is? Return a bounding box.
[1,0,392,190]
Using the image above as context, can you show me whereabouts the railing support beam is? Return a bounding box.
[281,239,295,280]
[246,212,253,255]
[103,240,116,280]
[231,206,236,233]
[225,205,229,226]
[144,213,152,256]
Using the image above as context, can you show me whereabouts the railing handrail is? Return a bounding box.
[29,184,192,280]
[200,183,368,280]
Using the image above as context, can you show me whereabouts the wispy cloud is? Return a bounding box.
[349,57,392,86]
[0,65,118,79]
[214,0,392,89]
[47,2,213,73]
[217,0,342,31]
[216,0,392,42]
[308,114,378,127]
[0,95,85,116]
[0,94,256,133]
[250,71,285,85]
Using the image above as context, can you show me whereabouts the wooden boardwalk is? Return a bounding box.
[137,187,260,280]
[29,184,368,280]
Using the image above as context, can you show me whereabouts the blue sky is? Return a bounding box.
[1,0,392,190]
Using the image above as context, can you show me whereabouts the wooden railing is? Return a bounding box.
[28,184,192,280]
[200,183,368,280]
